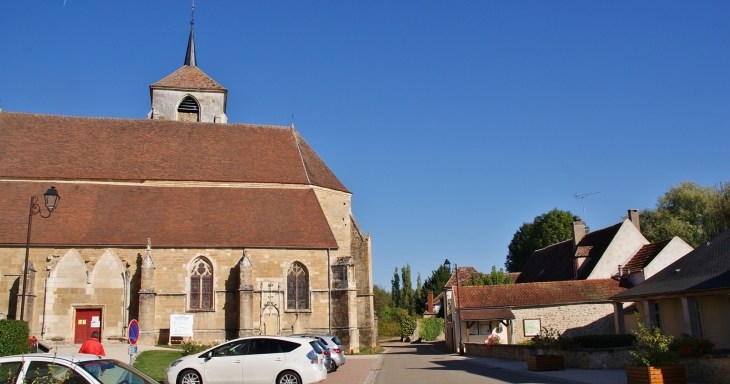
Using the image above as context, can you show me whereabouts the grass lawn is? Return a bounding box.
[133,350,183,382]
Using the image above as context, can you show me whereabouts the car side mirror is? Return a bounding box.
[205,351,213,360]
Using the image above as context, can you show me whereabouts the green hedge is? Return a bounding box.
[0,320,30,356]
[562,334,636,349]
[419,318,444,341]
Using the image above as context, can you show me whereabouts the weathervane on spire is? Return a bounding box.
[191,0,195,26]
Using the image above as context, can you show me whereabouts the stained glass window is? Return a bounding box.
[190,257,213,310]
[287,262,309,310]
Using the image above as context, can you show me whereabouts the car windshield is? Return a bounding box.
[77,360,157,384]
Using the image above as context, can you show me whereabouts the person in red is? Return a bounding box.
[78,331,105,356]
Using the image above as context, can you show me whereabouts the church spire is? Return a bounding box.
[184,2,196,67]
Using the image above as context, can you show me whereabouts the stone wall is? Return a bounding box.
[511,303,616,344]
[682,355,730,384]
[464,343,633,369]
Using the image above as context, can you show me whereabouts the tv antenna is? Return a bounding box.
[574,191,601,224]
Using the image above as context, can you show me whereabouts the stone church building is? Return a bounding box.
[0,25,375,352]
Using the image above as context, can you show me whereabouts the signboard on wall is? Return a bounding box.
[170,314,194,337]
[524,318,541,337]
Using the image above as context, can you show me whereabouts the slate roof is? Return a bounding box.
[460,308,516,321]
[454,279,626,308]
[0,181,338,248]
[622,239,672,275]
[613,228,730,300]
[0,112,349,193]
[151,65,225,90]
[516,223,622,283]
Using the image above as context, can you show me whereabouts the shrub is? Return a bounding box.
[0,320,30,356]
[378,318,401,338]
[419,318,444,341]
[180,339,218,356]
[671,334,715,358]
[629,320,678,367]
[399,316,417,340]
[485,334,500,348]
[530,327,562,354]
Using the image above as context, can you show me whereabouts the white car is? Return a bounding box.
[0,353,158,384]
[164,336,326,384]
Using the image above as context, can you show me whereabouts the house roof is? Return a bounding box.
[460,308,515,321]
[613,228,730,300]
[0,181,338,248]
[454,279,626,308]
[0,112,349,193]
[622,239,672,275]
[444,267,479,287]
[151,65,225,91]
[516,223,623,283]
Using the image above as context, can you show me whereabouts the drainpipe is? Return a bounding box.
[327,248,331,335]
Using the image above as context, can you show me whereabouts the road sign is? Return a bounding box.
[128,345,138,355]
[128,319,140,346]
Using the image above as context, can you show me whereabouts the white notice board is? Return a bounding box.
[170,315,194,337]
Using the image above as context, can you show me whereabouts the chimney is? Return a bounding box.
[628,209,640,232]
[427,291,434,313]
[572,216,586,247]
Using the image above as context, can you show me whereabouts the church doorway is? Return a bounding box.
[74,308,102,344]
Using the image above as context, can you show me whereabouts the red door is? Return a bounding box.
[74,309,102,344]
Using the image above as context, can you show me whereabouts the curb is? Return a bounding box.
[361,348,387,384]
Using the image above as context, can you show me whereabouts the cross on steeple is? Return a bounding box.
[184,1,196,67]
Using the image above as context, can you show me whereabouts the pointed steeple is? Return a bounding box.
[184,3,196,67]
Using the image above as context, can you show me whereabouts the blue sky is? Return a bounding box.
[2,1,728,289]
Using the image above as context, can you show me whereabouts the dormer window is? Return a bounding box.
[177,95,200,122]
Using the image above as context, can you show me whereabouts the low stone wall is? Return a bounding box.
[681,355,730,384]
[464,342,633,370]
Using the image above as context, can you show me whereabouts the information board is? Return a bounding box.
[170,314,194,337]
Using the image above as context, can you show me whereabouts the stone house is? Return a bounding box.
[0,24,375,352]
[612,227,730,349]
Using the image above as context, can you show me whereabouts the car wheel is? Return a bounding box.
[178,370,202,384]
[276,370,301,384]
[326,360,336,373]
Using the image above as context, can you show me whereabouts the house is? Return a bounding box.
[0,21,375,352]
[611,227,730,349]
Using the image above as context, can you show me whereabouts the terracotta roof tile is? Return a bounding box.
[455,279,626,308]
[0,112,349,193]
[0,182,338,248]
[445,267,479,287]
[622,239,671,275]
[151,66,226,90]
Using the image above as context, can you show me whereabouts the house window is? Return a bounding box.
[177,95,199,122]
[653,302,662,331]
[190,257,213,310]
[287,262,309,310]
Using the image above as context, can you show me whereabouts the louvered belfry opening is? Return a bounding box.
[177,95,200,122]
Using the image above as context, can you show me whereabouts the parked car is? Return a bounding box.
[301,338,334,373]
[164,336,326,384]
[0,353,157,384]
[293,334,345,370]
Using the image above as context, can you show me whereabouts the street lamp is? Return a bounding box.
[20,186,60,321]
[443,259,451,272]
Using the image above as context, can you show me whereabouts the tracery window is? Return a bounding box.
[287,262,309,310]
[190,257,213,310]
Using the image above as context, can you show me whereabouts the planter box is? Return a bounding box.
[626,365,686,384]
[527,355,564,371]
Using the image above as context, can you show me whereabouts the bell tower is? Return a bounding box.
[148,4,228,123]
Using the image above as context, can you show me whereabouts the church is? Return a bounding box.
[0,21,375,353]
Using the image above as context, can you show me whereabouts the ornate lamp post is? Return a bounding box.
[443,259,451,272]
[20,186,60,321]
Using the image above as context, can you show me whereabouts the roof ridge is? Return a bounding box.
[291,127,312,185]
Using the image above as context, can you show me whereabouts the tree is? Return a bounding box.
[391,267,401,309]
[401,264,414,315]
[414,272,422,313]
[464,265,514,286]
[640,181,730,248]
[373,284,391,318]
[416,264,452,315]
[505,208,575,272]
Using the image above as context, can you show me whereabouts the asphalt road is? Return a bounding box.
[374,342,565,384]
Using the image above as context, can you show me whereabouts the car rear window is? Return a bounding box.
[309,340,323,353]
[278,340,300,353]
[331,336,342,346]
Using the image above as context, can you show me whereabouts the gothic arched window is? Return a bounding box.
[190,257,213,310]
[287,262,309,310]
[177,95,200,122]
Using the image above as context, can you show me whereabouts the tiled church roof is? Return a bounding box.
[151,65,226,90]
[0,182,338,248]
[0,112,349,193]
[454,279,626,308]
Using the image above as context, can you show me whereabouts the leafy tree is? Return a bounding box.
[505,209,575,272]
[416,264,452,315]
[401,264,414,315]
[391,267,401,308]
[414,273,422,312]
[464,265,514,286]
[640,181,730,248]
[373,284,391,318]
